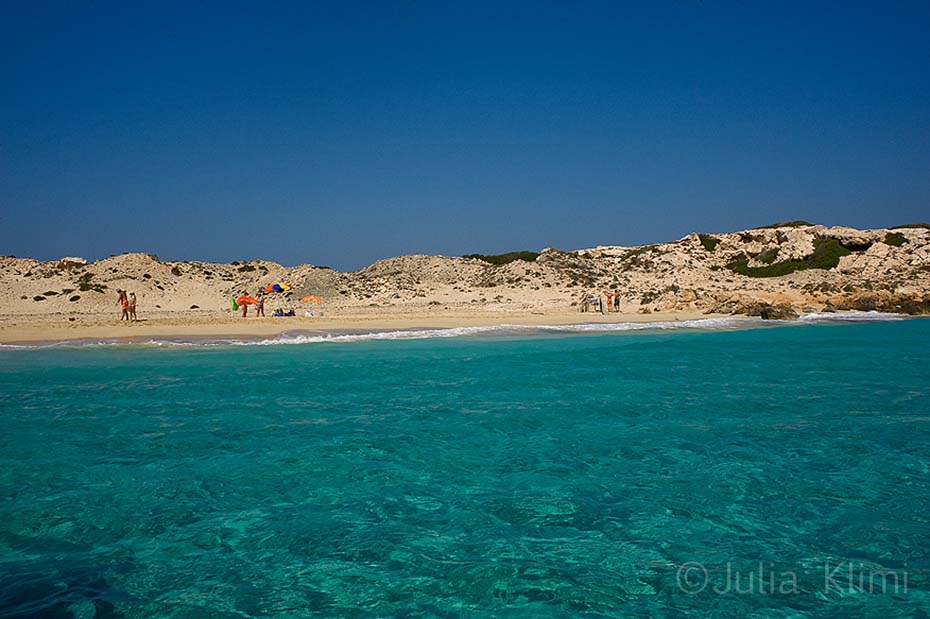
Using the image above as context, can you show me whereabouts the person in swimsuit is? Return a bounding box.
[256,293,265,317]
[117,289,129,321]
[605,292,613,312]
[128,291,137,321]
[613,291,620,312]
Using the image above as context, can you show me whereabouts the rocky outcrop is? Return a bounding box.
[759,304,800,320]
[705,297,800,320]
[829,292,930,315]
[56,257,87,270]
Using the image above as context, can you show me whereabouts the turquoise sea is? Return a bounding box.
[1,315,929,618]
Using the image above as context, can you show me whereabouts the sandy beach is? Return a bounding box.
[0,308,721,345]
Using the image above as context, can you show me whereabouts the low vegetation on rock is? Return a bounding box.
[698,234,720,252]
[754,220,814,229]
[756,247,780,264]
[76,272,107,293]
[621,245,657,263]
[462,251,539,265]
[884,232,908,247]
[726,238,851,278]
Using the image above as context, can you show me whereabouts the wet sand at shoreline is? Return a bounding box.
[0,308,722,345]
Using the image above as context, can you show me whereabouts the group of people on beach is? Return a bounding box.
[116,289,137,321]
[579,291,622,314]
[239,292,298,318]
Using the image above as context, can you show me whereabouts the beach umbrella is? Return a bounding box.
[300,295,324,303]
[237,295,260,306]
[264,283,293,294]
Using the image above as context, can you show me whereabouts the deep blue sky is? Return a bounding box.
[2,2,929,270]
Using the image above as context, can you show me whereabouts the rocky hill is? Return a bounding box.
[2,223,929,319]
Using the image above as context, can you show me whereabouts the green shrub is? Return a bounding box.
[43,290,58,296]
[76,274,107,293]
[698,234,720,252]
[756,247,780,264]
[237,264,256,272]
[838,240,872,252]
[462,251,539,265]
[621,245,657,262]
[727,238,850,277]
[69,295,80,302]
[76,273,107,292]
[754,220,814,229]
[884,232,907,247]
[33,295,46,301]
[171,266,183,276]
[891,223,930,230]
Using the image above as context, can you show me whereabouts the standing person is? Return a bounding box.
[613,291,621,313]
[128,291,137,321]
[241,293,249,318]
[605,292,614,313]
[256,293,265,317]
[117,289,129,321]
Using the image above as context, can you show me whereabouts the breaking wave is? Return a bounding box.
[235,317,755,346]
[797,311,908,323]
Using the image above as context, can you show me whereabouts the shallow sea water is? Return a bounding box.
[1,318,929,617]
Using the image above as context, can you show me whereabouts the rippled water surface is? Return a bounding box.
[1,319,929,617]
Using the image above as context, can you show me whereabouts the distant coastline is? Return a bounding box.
[2,223,928,344]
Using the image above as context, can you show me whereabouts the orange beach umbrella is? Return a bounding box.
[299,295,324,303]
